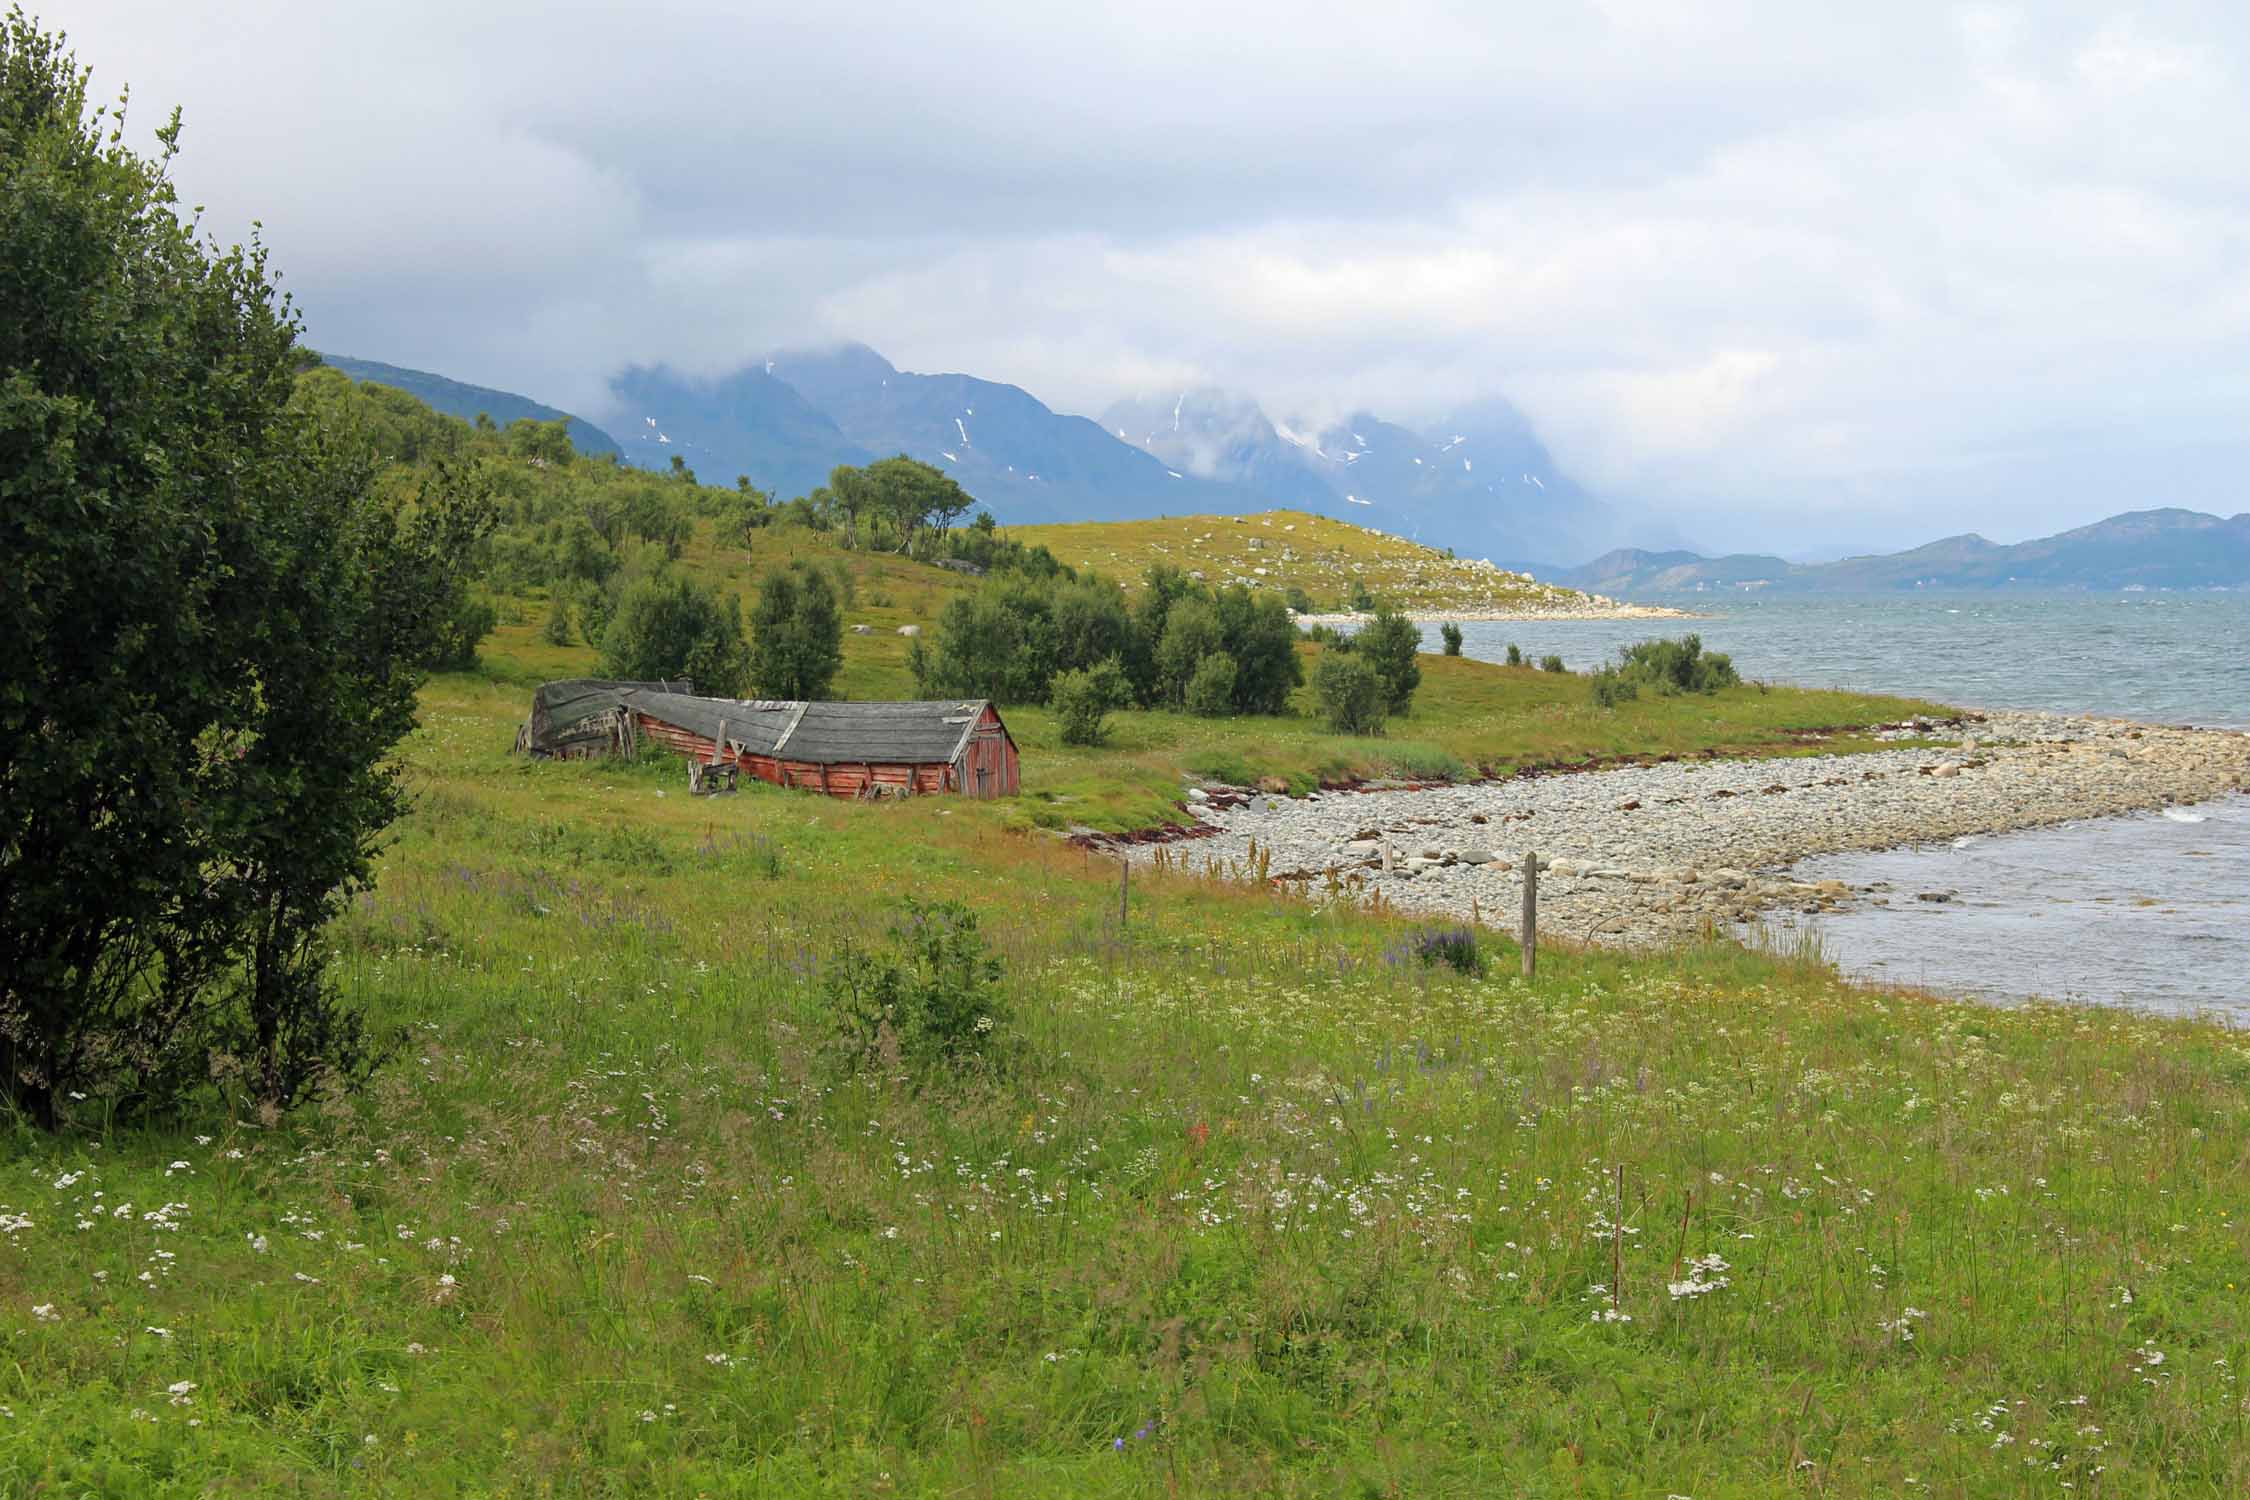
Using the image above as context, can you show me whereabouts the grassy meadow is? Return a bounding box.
[4,531,2247,1495]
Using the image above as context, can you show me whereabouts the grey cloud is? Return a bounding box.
[58,0,2250,550]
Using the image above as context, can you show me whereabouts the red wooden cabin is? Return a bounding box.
[516,681,1019,800]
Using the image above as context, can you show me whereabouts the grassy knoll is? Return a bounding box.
[3,607,2247,1495]
[1010,509,1604,614]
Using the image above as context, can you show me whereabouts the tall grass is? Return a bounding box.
[0,571,2227,1496]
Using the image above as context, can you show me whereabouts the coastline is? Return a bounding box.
[1295,601,1697,625]
[1124,711,2250,949]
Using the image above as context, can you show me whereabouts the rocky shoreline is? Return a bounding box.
[1125,712,2250,949]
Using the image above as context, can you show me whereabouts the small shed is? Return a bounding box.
[516,683,1019,800]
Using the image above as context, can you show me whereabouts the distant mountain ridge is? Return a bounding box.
[1098,388,1625,566]
[316,354,619,458]
[609,343,1633,562]
[1563,509,2250,595]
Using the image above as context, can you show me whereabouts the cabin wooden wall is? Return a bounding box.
[629,712,973,800]
[956,704,1019,799]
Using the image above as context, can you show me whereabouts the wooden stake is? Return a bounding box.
[1521,849,1538,978]
[1119,857,1130,930]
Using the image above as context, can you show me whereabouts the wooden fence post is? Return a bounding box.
[1521,849,1538,978]
[1119,857,1130,930]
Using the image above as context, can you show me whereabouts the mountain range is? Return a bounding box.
[395,340,1630,564]
[1560,509,2250,595]
[316,348,2249,593]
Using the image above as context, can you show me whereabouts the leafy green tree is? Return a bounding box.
[1355,604,1424,715]
[1440,622,1464,656]
[1315,652,1387,735]
[864,454,974,553]
[917,578,1057,703]
[598,573,751,695]
[540,591,574,646]
[1049,574,1136,677]
[1154,597,1224,707]
[0,12,492,1124]
[1050,659,1129,746]
[1184,652,1239,717]
[746,562,844,700]
[1212,585,1303,714]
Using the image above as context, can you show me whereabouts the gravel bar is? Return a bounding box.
[1122,712,2250,948]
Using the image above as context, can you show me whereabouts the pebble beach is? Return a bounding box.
[1129,712,2250,949]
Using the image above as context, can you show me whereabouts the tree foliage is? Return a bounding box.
[0,12,492,1124]
[918,563,1302,716]
[746,561,845,701]
[597,573,750,696]
[1354,603,1424,716]
[1315,652,1388,735]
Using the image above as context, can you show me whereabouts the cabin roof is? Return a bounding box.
[526,682,1006,766]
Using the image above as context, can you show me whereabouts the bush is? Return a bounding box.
[1356,604,1423,715]
[1315,651,1387,735]
[1284,586,1315,614]
[540,591,573,646]
[1212,586,1302,714]
[599,573,751,695]
[1505,643,1523,666]
[1540,654,1566,673]
[1616,634,1741,694]
[1440,622,1464,656]
[0,8,495,1123]
[432,594,498,670]
[1589,665,1640,708]
[825,900,1010,1077]
[1051,659,1128,746]
[747,560,845,700]
[1185,652,1238,717]
[1155,597,1224,706]
[1399,926,1484,976]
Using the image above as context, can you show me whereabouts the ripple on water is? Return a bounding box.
[1774,795,2250,1021]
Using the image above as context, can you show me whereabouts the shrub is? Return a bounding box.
[1155,597,1224,706]
[1505,643,1523,666]
[1440,622,1464,656]
[1400,926,1484,976]
[825,900,1010,1077]
[1356,604,1423,715]
[918,578,1060,704]
[746,561,845,700]
[1347,581,1377,611]
[1540,654,1566,673]
[1315,651,1387,735]
[432,594,498,670]
[1212,586,1302,714]
[1051,659,1128,746]
[1614,634,1741,695]
[539,591,573,646]
[599,573,751,695]
[1185,652,1238,717]
[1284,586,1315,614]
[1589,665,1640,708]
[0,7,495,1123]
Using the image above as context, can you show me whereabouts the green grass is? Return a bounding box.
[6,536,2242,1495]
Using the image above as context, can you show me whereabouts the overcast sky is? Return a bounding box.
[64,1,2250,552]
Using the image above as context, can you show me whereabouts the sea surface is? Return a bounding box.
[1443,592,2250,729]
[1435,593,2250,1017]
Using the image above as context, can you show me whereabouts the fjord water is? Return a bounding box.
[1444,593,2250,1016]
[1447,592,2250,729]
